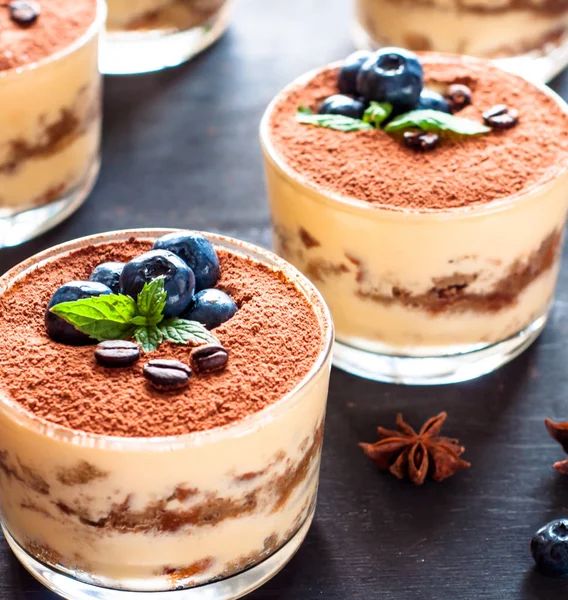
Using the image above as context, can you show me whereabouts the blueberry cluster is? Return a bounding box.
[45,231,238,345]
[318,48,450,120]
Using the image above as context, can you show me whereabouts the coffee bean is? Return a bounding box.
[190,344,229,374]
[8,1,40,26]
[143,359,191,390]
[482,104,519,129]
[444,84,472,113]
[403,131,439,151]
[95,340,140,368]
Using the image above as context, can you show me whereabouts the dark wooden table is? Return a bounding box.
[2,1,568,598]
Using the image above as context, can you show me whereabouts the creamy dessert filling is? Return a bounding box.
[0,231,331,591]
[262,50,568,357]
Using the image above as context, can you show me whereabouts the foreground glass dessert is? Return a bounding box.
[260,49,568,385]
[0,0,104,248]
[0,229,333,597]
[352,0,568,82]
[100,0,231,75]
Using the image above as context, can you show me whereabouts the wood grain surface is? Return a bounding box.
[2,1,568,598]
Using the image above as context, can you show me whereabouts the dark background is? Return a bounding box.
[2,0,568,598]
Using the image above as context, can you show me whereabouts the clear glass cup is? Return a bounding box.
[0,0,105,248]
[260,64,568,386]
[0,229,333,599]
[100,0,232,75]
[352,0,568,83]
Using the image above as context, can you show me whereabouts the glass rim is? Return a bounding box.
[0,0,107,81]
[0,228,334,450]
[259,53,568,222]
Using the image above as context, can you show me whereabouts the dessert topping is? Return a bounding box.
[355,48,424,112]
[482,104,519,129]
[190,343,229,374]
[48,277,218,353]
[95,340,140,368]
[544,417,568,474]
[153,231,220,292]
[143,359,192,391]
[385,109,490,136]
[120,249,195,318]
[403,131,439,151]
[444,84,472,113]
[416,89,451,114]
[183,288,238,330]
[531,520,568,576]
[338,50,371,96]
[362,101,392,127]
[359,412,470,485]
[89,262,125,294]
[297,106,373,132]
[7,1,40,27]
[318,94,367,120]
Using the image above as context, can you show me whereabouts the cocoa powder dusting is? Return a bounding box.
[268,54,568,210]
[0,0,98,72]
[0,239,324,438]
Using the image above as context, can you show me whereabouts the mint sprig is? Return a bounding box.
[50,278,219,352]
[363,102,392,127]
[296,106,373,133]
[385,109,490,136]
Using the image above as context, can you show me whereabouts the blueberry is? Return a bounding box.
[183,289,237,330]
[153,231,220,292]
[45,281,112,345]
[120,250,195,318]
[89,262,125,293]
[356,48,423,112]
[531,519,568,576]
[319,94,367,120]
[416,89,451,113]
[338,50,372,96]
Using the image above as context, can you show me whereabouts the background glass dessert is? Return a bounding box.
[100,0,232,75]
[352,0,568,82]
[0,0,104,248]
[260,51,568,385]
[0,229,333,598]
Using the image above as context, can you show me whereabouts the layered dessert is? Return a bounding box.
[101,0,231,74]
[0,230,332,592]
[0,0,103,245]
[260,49,568,384]
[353,0,568,81]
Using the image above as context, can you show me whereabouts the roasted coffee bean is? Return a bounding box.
[8,1,40,26]
[444,84,472,113]
[143,359,191,390]
[190,344,229,374]
[403,131,439,151]
[95,340,140,368]
[482,104,519,129]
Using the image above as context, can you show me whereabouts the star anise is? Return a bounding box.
[544,418,568,474]
[359,412,470,485]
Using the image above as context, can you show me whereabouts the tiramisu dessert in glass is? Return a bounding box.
[260,48,568,385]
[100,0,231,75]
[0,229,332,598]
[352,0,568,82]
[0,0,104,248]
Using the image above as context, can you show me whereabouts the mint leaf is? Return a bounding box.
[363,102,392,127]
[385,109,490,136]
[136,278,166,325]
[298,105,313,115]
[50,295,139,341]
[296,108,373,133]
[159,319,219,346]
[134,325,163,353]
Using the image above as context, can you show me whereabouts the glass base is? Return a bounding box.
[100,3,231,75]
[351,20,568,84]
[333,313,547,385]
[0,158,100,249]
[2,508,314,599]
